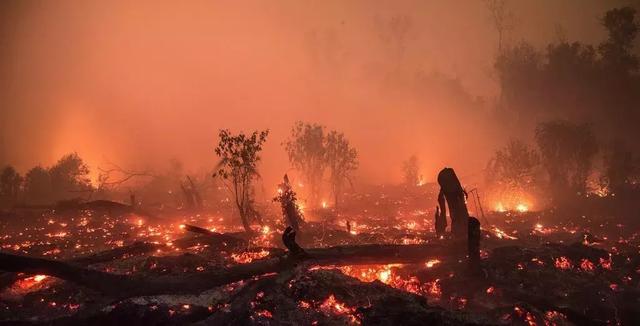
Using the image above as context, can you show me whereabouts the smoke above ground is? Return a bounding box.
[0,0,631,187]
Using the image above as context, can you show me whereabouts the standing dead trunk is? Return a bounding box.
[129,192,136,208]
[274,174,303,231]
[437,168,470,239]
[239,207,252,234]
[468,216,481,268]
[435,205,447,236]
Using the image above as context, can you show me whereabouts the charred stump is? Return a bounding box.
[437,167,470,239]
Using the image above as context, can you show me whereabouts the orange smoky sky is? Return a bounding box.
[0,0,628,187]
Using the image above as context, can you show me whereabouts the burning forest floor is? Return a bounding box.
[1,189,639,325]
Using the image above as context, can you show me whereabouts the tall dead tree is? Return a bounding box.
[484,0,514,54]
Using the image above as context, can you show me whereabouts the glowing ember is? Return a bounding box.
[495,203,506,212]
[545,310,567,324]
[599,255,612,270]
[321,201,328,209]
[319,295,359,324]
[231,249,270,264]
[255,309,273,318]
[513,306,537,326]
[298,300,311,309]
[580,259,595,272]
[46,231,68,238]
[13,274,51,291]
[554,256,573,270]
[515,204,528,212]
[424,279,442,298]
[339,264,400,284]
[425,259,441,268]
[492,227,518,240]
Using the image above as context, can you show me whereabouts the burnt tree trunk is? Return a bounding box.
[435,204,447,236]
[437,167,470,239]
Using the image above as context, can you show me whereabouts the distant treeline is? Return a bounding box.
[495,7,639,149]
[0,153,92,207]
[484,7,640,207]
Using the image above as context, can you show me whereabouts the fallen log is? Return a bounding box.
[0,232,248,291]
[0,233,462,298]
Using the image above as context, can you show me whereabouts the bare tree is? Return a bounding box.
[325,131,358,208]
[484,0,514,53]
[213,129,269,233]
[96,162,156,190]
[486,140,539,190]
[283,122,326,207]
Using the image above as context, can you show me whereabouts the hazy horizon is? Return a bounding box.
[1,0,637,188]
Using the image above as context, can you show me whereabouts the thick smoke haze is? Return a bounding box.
[0,0,636,188]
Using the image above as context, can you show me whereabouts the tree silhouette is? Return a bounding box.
[402,155,420,186]
[535,121,597,199]
[325,131,358,208]
[599,7,638,75]
[24,166,52,204]
[0,165,22,206]
[49,153,92,201]
[486,140,539,190]
[603,140,637,195]
[213,129,269,233]
[284,122,326,207]
[484,0,514,53]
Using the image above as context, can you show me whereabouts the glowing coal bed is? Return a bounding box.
[1,191,639,325]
